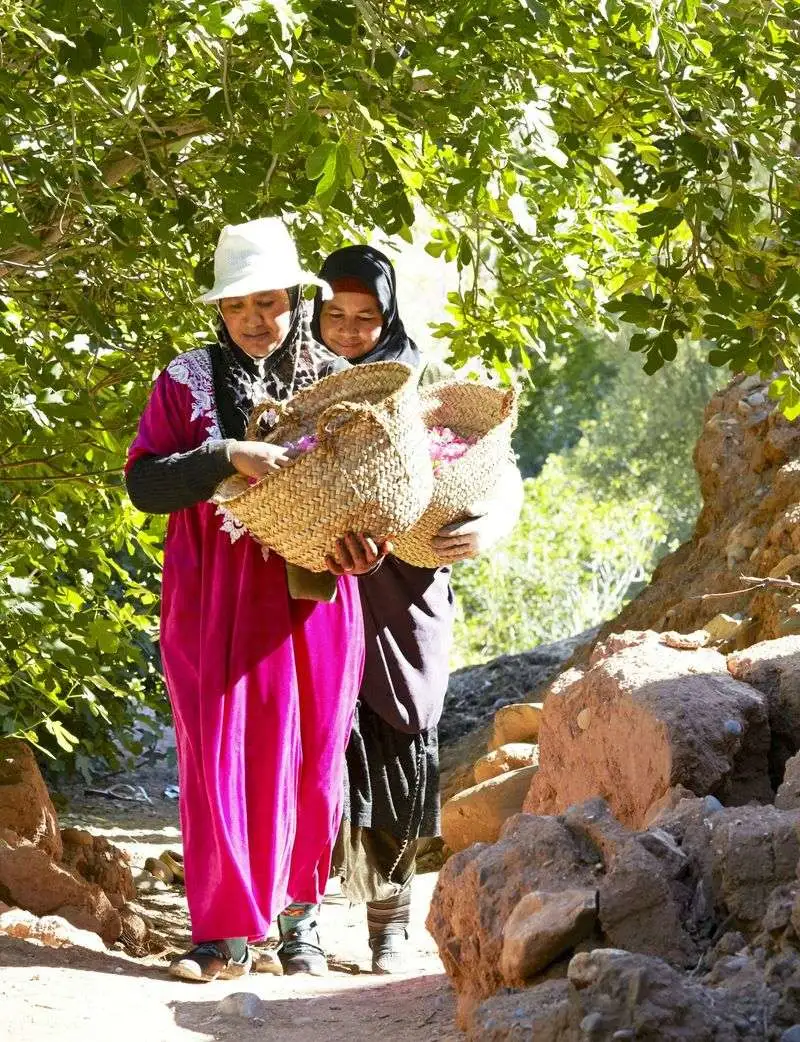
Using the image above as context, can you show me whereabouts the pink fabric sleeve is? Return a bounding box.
[126,371,197,474]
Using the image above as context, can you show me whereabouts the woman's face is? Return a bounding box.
[219,289,292,357]
[319,291,384,360]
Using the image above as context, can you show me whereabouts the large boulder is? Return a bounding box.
[0,832,121,943]
[680,805,800,932]
[60,828,135,908]
[468,948,769,1042]
[525,631,772,828]
[727,636,800,787]
[441,766,538,853]
[0,739,61,860]
[427,813,598,1025]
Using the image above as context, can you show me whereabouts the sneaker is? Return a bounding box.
[370,928,410,975]
[278,909,328,977]
[169,940,252,982]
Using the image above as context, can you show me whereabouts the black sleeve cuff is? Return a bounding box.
[126,439,237,514]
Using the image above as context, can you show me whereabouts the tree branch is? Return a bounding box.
[0,119,213,277]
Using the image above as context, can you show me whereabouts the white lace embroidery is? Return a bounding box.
[167,349,248,544]
[166,349,222,439]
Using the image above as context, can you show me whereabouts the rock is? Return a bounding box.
[662,629,710,650]
[61,829,135,905]
[217,992,263,1019]
[466,981,572,1042]
[563,376,800,658]
[473,948,760,1041]
[473,743,539,784]
[119,906,149,955]
[0,739,61,859]
[777,752,800,810]
[635,827,689,879]
[643,784,698,826]
[441,630,596,747]
[728,636,800,787]
[489,703,543,751]
[704,614,744,643]
[781,1027,800,1042]
[251,947,283,975]
[0,907,105,951]
[598,838,697,967]
[525,631,773,828]
[499,888,598,984]
[0,833,120,943]
[681,805,800,931]
[441,766,538,853]
[427,813,597,1025]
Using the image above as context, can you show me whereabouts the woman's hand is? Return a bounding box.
[229,441,297,480]
[431,513,494,562]
[326,532,393,576]
[433,465,524,563]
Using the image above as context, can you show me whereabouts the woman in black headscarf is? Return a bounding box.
[307,245,522,973]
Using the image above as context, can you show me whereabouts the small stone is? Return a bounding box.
[702,795,724,815]
[218,992,263,1019]
[612,1033,635,1041]
[143,857,173,884]
[577,708,592,730]
[704,614,743,642]
[781,1028,800,1042]
[251,947,283,975]
[724,719,743,737]
[580,1012,606,1035]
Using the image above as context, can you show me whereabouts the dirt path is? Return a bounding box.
[0,759,461,1042]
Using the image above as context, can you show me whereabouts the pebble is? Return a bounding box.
[580,1012,605,1035]
[723,719,743,738]
[703,795,724,815]
[612,1032,636,1041]
[577,708,592,730]
[780,1027,800,1042]
[217,992,263,1019]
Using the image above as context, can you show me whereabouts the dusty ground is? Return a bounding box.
[0,756,460,1042]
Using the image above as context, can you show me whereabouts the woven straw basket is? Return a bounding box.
[392,381,517,569]
[214,361,434,572]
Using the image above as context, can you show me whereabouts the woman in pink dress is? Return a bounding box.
[125,218,386,981]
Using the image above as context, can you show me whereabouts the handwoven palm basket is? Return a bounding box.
[392,381,517,569]
[214,361,434,572]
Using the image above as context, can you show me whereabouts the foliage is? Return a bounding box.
[566,335,720,542]
[451,336,715,665]
[2,0,798,762]
[450,457,668,667]
[512,330,616,478]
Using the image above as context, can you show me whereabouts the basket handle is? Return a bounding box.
[246,399,288,442]
[315,401,377,442]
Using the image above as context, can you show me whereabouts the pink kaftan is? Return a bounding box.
[127,348,363,942]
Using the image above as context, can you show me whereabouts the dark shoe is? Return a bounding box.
[277,906,328,977]
[370,928,410,974]
[169,940,252,982]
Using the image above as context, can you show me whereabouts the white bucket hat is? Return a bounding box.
[196,217,331,303]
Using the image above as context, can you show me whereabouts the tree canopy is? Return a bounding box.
[2,0,798,763]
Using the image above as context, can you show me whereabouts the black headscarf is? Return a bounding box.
[311,245,421,369]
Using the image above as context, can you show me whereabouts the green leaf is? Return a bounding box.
[305,142,336,181]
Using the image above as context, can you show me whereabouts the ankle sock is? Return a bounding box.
[224,937,248,962]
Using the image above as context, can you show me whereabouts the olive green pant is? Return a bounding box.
[331,824,418,905]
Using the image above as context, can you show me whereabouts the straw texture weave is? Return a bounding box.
[392,381,517,569]
[214,361,434,571]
